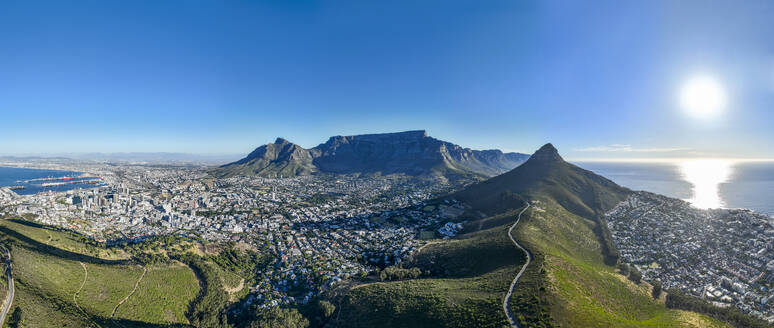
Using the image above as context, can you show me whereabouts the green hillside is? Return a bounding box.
[515,199,728,327]
[0,216,215,327]
[333,144,732,328]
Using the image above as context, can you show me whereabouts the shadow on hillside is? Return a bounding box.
[7,218,50,229]
[7,218,99,243]
[0,226,128,265]
[93,317,191,327]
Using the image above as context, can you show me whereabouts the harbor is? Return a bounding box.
[0,167,104,196]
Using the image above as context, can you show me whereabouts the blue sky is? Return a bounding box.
[1,0,774,159]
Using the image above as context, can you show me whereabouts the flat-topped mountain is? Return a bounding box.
[214,130,529,178]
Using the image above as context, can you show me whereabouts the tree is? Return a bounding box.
[249,307,309,328]
[628,267,642,284]
[617,263,630,276]
[651,281,662,299]
[319,300,336,319]
[8,307,22,328]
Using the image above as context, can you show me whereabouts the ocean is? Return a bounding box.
[0,166,100,195]
[576,161,774,216]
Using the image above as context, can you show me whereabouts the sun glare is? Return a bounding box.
[679,75,727,119]
[678,159,733,209]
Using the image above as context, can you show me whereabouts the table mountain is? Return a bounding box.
[214,130,528,178]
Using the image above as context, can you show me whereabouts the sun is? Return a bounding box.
[679,75,727,119]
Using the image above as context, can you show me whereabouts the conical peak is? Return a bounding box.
[274,137,290,144]
[529,143,564,162]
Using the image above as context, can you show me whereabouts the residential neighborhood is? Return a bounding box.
[607,191,774,322]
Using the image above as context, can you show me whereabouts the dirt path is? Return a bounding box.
[223,277,245,294]
[0,247,14,328]
[415,240,441,255]
[111,266,147,317]
[74,262,101,328]
[74,262,88,312]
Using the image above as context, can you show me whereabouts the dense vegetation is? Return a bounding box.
[378,265,422,281]
[207,242,269,285]
[335,281,508,328]
[177,253,231,327]
[230,305,311,328]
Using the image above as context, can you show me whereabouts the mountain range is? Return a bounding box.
[214,130,529,178]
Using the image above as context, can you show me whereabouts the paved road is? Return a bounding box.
[503,204,531,328]
[0,246,14,327]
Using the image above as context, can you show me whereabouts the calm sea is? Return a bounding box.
[0,166,98,195]
[576,161,774,216]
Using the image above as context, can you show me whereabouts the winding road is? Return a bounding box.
[503,204,531,328]
[0,246,14,327]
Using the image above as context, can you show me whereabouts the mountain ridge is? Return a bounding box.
[214,130,529,178]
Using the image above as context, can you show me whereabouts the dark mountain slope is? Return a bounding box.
[453,143,629,218]
[214,138,316,178]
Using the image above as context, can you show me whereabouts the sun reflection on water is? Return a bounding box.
[678,159,734,209]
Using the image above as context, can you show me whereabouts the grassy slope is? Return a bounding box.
[0,217,200,327]
[0,219,129,260]
[77,263,145,317]
[0,261,7,306]
[115,264,200,324]
[514,198,730,328]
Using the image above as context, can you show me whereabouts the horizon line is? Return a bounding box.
[569,157,774,163]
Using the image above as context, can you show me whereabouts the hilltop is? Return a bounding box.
[213,131,529,178]
[453,143,629,218]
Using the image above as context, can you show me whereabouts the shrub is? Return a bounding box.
[628,267,642,284]
[651,281,662,299]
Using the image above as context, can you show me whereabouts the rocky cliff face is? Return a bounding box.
[214,138,316,178]
[216,130,529,178]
